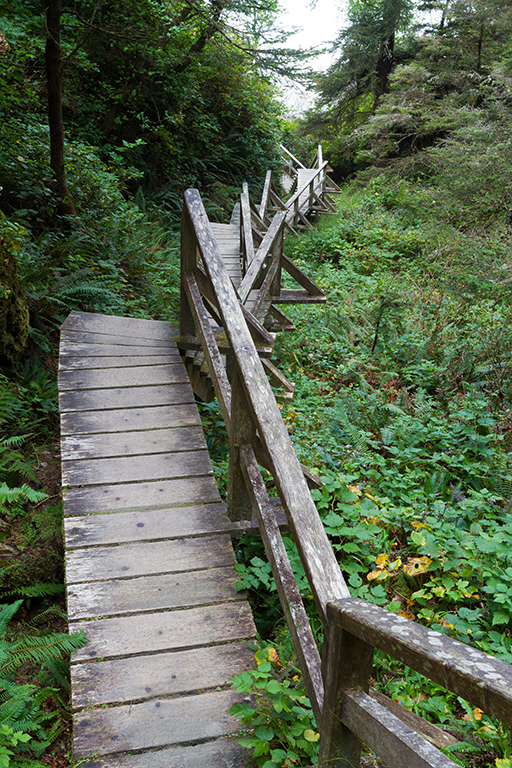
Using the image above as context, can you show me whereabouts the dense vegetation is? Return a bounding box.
[2,0,512,765]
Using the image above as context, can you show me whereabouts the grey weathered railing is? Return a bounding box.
[179,188,512,767]
[321,599,512,767]
[180,188,349,724]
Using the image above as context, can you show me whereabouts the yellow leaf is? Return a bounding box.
[347,485,361,495]
[255,647,282,668]
[473,708,484,721]
[495,759,512,768]
[441,619,454,629]
[399,611,415,620]
[304,729,320,742]
[17,156,25,163]
[403,556,432,577]
[389,557,402,571]
[411,521,429,529]
[367,569,389,582]
[375,553,389,568]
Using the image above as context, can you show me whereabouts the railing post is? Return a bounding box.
[227,366,255,521]
[180,206,197,339]
[269,219,283,300]
[319,603,374,768]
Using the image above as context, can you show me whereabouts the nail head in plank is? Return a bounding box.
[66,533,235,583]
[67,565,243,620]
[63,475,221,516]
[60,403,199,436]
[71,642,254,707]
[72,689,247,757]
[59,383,194,413]
[70,601,256,661]
[62,450,212,487]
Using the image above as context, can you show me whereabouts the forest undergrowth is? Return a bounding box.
[207,180,512,768]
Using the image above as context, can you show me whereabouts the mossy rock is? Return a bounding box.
[0,236,29,364]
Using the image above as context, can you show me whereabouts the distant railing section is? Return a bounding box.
[178,150,512,766]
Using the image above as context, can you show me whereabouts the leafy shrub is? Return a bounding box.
[229,644,319,767]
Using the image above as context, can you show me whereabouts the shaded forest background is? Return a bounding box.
[2,0,512,765]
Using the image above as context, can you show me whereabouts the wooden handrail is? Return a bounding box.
[238,211,285,304]
[259,169,272,219]
[319,598,512,767]
[240,182,255,273]
[286,161,329,212]
[280,143,306,169]
[180,188,349,718]
[180,179,512,767]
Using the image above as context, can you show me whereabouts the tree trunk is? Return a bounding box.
[45,0,76,216]
[476,21,484,72]
[373,32,395,111]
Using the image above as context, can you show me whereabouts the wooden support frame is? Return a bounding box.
[181,188,350,625]
[320,598,512,767]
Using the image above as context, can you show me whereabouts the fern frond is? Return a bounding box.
[0,631,87,676]
[0,600,23,635]
[0,483,47,506]
[3,584,65,602]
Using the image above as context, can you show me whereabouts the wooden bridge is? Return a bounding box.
[60,152,512,767]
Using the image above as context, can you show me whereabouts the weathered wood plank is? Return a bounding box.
[81,738,254,768]
[273,289,327,304]
[58,364,188,391]
[62,449,212,486]
[70,601,256,661]
[73,689,248,757]
[59,383,194,412]
[63,474,220,515]
[369,689,459,750]
[64,503,239,548]
[183,273,232,427]
[71,642,254,708]
[59,355,179,370]
[60,403,199,436]
[64,500,286,549]
[65,534,234,584]
[238,212,285,304]
[59,341,178,358]
[61,331,176,347]
[240,445,323,722]
[67,565,243,620]
[340,690,459,768]
[62,311,176,339]
[61,427,205,461]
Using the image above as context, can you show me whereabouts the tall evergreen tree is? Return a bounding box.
[315,0,415,125]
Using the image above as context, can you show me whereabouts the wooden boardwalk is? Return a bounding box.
[210,222,242,287]
[59,311,256,767]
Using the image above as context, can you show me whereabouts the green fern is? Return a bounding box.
[0,601,87,763]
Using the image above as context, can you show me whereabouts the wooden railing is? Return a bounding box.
[179,188,512,767]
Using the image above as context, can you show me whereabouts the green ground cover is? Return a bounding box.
[227,183,512,767]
